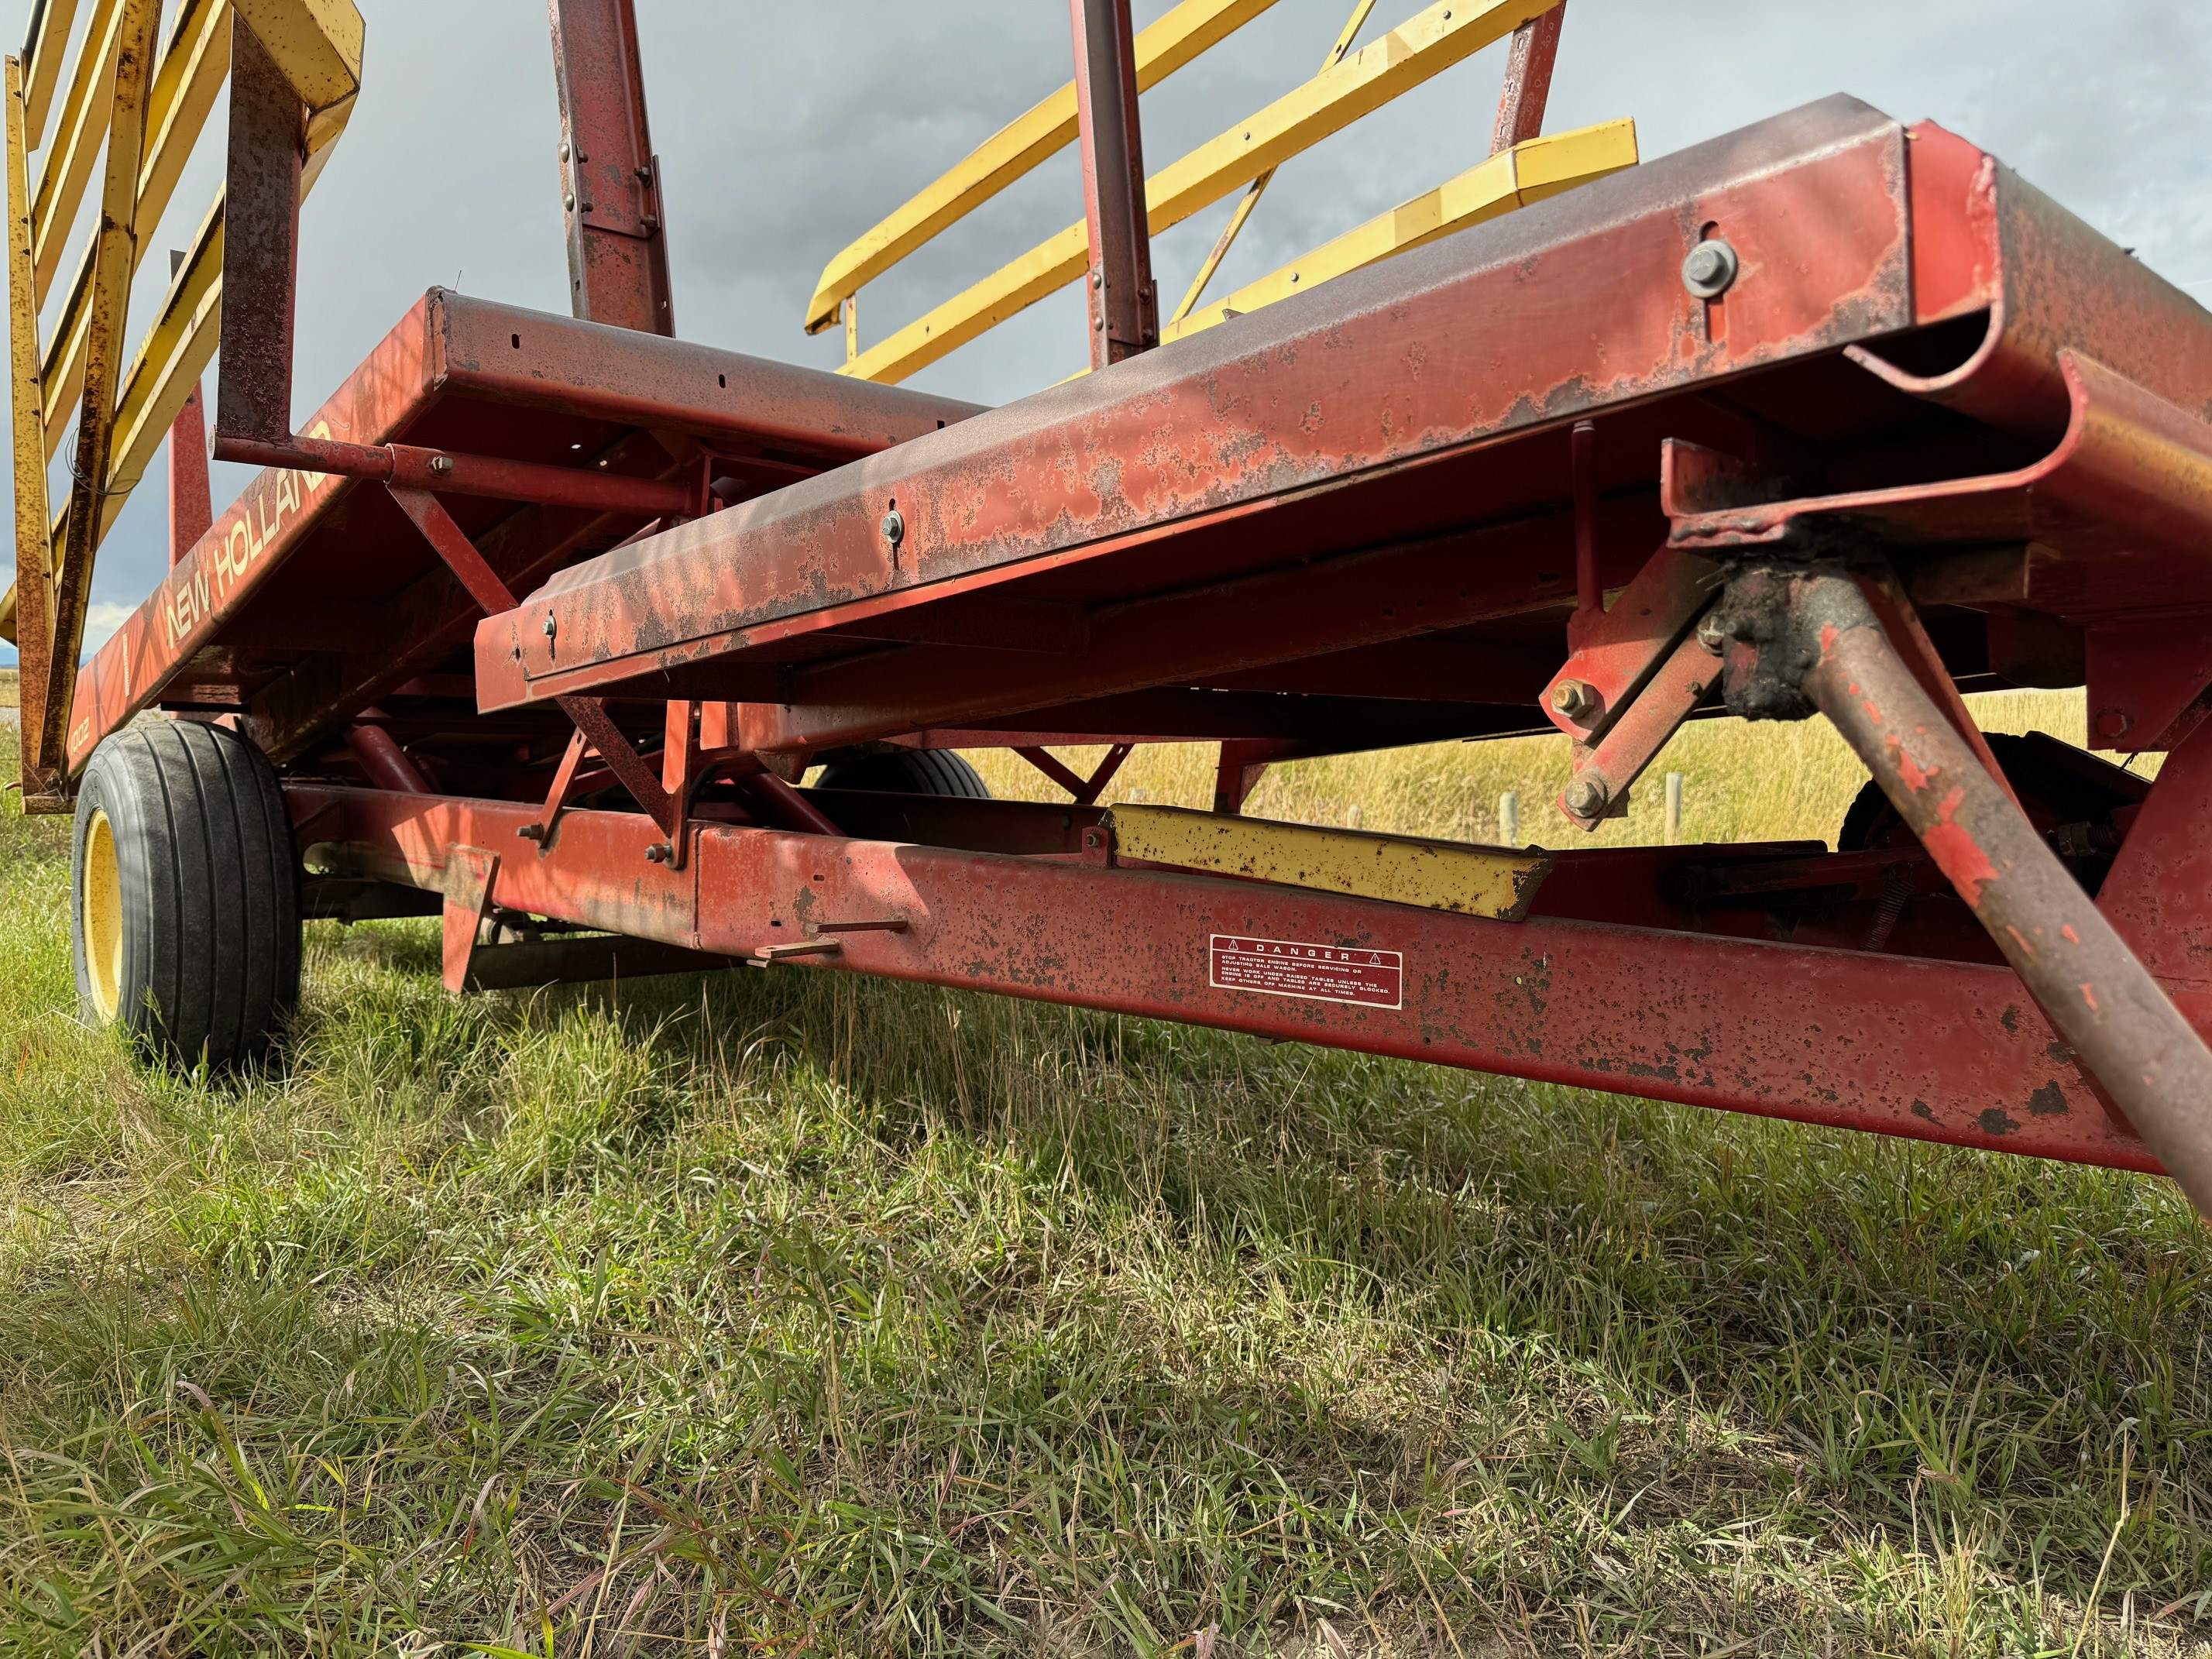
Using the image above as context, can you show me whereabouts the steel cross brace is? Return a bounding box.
[384,484,682,851]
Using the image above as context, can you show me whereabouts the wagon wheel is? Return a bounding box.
[812,749,992,799]
[1836,730,2148,891]
[70,723,303,1069]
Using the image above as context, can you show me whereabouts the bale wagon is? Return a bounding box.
[10,0,2212,1219]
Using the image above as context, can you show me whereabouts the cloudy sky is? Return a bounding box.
[5,0,2210,665]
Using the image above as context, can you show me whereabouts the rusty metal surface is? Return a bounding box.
[214,15,304,445]
[476,96,1924,727]
[547,0,673,336]
[1487,2,1563,155]
[1070,0,1158,369]
[1716,562,2212,1211]
[63,291,984,777]
[283,779,2166,1173]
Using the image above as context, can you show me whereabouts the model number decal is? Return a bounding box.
[1208,935,1403,1010]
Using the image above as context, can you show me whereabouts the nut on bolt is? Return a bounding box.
[1551,678,1600,720]
[427,454,455,475]
[881,506,905,551]
[644,843,673,864]
[541,613,558,640]
[1564,778,1609,819]
[1681,238,1740,301]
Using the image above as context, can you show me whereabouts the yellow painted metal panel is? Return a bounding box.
[845,0,1558,385]
[802,0,1281,336]
[1161,118,1637,345]
[5,57,52,654]
[21,0,83,149]
[232,0,361,112]
[29,0,122,304]
[1109,803,1551,919]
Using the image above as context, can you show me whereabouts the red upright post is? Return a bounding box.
[166,252,211,565]
[1489,2,1565,155]
[1069,0,1156,370]
[546,0,675,335]
[166,383,211,565]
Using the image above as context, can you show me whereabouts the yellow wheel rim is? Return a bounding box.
[82,807,123,1023]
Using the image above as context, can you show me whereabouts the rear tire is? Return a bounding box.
[813,749,991,799]
[71,722,302,1069]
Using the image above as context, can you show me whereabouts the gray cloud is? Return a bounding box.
[5,0,2209,661]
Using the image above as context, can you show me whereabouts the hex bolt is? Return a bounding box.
[644,843,672,864]
[881,506,905,551]
[1551,678,1600,720]
[427,454,455,475]
[1681,238,1740,301]
[517,823,546,843]
[541,613,558,640]
[1696,610,1729,654]
[1565,778,1609,819]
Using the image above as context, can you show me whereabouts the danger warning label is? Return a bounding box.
[1208,935,1403,1010]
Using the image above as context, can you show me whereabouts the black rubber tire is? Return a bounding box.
[70,722,301,1069]
[813,749,991,799]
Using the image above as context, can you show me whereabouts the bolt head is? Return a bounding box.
[1696,611,1729,654]
[644,843,672,864]
[1551,678,1599,720]
[1565,778,1609,819]
[1681,238,1740,301]
[881,507,905,548]
[427,454,454,475]
[541,614,558,637]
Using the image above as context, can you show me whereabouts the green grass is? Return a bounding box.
[0,696,2206,1656]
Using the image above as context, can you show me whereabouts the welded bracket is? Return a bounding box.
[1539,545,1720,829]
[440,845,500,994]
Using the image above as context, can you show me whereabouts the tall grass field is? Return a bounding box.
[0,692,2204,1656]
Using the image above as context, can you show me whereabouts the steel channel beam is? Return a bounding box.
[546,0,673,335]
[475,96,1930,725]
[286,780,2166,1173]
[1070,0,1157,369]
[61,292,983,776]
[214,14,303,446]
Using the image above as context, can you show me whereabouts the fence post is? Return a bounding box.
[1664,771,1684,845]
[1498,791,1519,847]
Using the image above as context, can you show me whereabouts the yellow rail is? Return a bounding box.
[1163,118,1637,345]
[1,0,360,652]
[828,0,1622,388]
[802,0,1283,338]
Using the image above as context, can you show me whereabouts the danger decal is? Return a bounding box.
[1208,935,1403,1010]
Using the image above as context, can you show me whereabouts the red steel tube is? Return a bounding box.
[345,723,430,793]
[1784,567,2212,1211]
[211,432,693,519]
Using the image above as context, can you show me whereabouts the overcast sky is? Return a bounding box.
[5,0,2210,665]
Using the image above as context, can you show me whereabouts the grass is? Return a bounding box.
[0,667,16,709]
[0,692,2206,1656]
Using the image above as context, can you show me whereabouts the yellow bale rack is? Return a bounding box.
[806,0,1636,386]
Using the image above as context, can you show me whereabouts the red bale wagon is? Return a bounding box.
[12,1,2212,1214]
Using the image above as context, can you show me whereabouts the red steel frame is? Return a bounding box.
[41,7,2212,1204]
